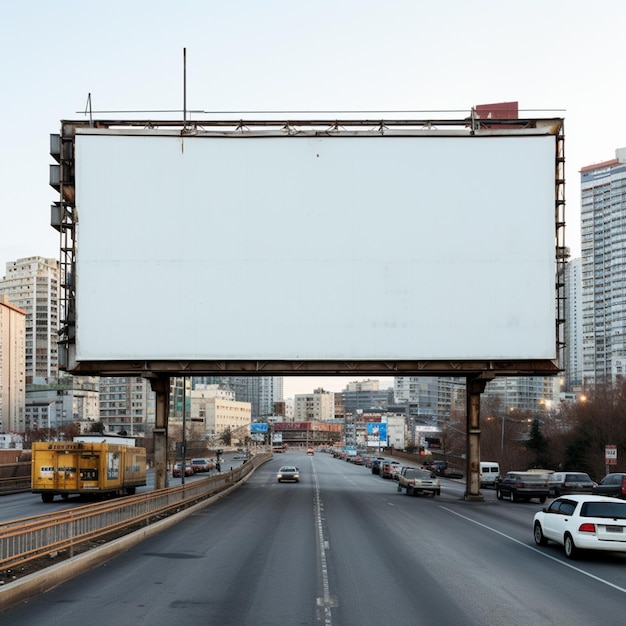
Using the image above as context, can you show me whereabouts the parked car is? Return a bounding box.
[191,458,212,473]
[440,466,464,479]
[381,461,401,479]
[496,471,549,503]
[277,466,300,483]
[533,495,626,559]
[368,457,384,473]
[173,461,194,477]
[592,473,626,499]
[548,472,595,497]
[397,467,441,496]
[423,459,448,475]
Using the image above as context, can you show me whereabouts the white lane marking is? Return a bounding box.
[441,505,626,594]
[313,464,334,625]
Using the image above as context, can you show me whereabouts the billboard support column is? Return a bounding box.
[150,375,170,490]
[465,374,493,501]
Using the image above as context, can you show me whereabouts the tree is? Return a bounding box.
[58,422,81,441]
[219,427,233,447]
[89,421,106,434]
[553,378,626,478]
[526,419,550,469]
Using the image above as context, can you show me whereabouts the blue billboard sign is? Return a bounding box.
[250,423,269,433]
[367,422,387,445]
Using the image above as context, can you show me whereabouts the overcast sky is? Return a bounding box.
[2,1,625,397]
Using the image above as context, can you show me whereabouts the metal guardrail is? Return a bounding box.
[0,476,31,495]
[0,453,271,574]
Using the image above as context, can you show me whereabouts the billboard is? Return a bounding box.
[59,119,562,375]
[367,422,387,446]
[250,423,268,434]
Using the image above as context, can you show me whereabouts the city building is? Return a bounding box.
[0,295,26,432]
[383,413,406,450]
[393,376,465,423]
[168,377,190,421]
[189,384,251,442]
[26,376,100,434]
[580,148,626,386]
[0,432,24,450]
[483,376,559,414]
[284,397,294,420]
[338,379,393,416]
[564,257,583,391]
[225,376,283,419]
[0,257,110,435]
[0,256,60,384]
[293,388,335,421]
[98,376,155,436]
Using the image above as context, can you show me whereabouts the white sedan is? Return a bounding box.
[533,494,626,559]
[277,466,300,483]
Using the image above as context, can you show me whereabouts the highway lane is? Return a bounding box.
[3,451,626,625]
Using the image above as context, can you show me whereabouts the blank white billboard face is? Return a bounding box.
[74,131,556,362]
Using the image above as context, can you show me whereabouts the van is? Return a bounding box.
[479,462,500,487]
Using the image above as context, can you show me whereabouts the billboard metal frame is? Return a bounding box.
[50,113,566,379]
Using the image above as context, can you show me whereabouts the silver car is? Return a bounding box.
[277,466,300,483]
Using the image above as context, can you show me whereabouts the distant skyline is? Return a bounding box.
[282,376,395,400]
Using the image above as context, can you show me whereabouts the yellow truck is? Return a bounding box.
[31,435,146,503]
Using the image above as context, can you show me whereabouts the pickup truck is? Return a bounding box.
[396,467,441,496]
[592,473,626,499]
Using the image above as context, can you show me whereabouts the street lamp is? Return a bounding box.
[501,407,515,450]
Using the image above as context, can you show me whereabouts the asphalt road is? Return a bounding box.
[3,451,626,625]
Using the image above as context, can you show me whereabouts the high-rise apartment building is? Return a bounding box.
[483,376,558,413]
[393,376,465,422]
[0,257,60,384]
[0,295,27,431]
[226,376,283,418]
[580,148,626,385]
[564,257,583,391]
[98,376,155,435]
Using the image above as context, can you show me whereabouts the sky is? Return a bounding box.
[2,1,625,398]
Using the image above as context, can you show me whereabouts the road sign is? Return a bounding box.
[605,445,618,465]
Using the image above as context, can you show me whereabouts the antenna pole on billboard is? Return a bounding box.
[183,48,187,129]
